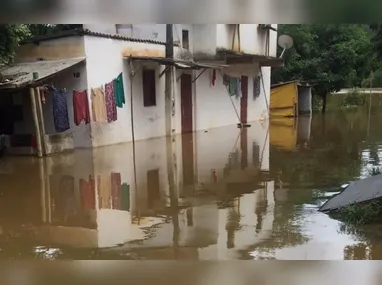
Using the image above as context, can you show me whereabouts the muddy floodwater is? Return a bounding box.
[2,106,382,260]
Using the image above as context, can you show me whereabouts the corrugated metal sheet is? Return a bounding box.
[270,82,298,117]
[128,56,228,70]
[0,57,86,90]
[21,28,176,47]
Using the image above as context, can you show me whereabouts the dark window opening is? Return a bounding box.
[142,69,156,107]
[182,30,189,50]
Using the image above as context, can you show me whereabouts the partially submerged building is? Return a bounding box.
[0,24,281,157]
[270,81,312,118]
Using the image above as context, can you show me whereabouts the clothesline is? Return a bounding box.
[46,73,126,133]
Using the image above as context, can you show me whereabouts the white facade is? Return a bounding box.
[10,24,277,150]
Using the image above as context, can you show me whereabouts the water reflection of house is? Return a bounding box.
[0,120,276,258]
[269,116,312,151]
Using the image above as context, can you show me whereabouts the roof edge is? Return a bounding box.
[271,80,312,89]
[21,28,180,47]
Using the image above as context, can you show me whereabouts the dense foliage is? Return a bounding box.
[0,24,82,66]
[0,24,30,66]
[271,24,374,112]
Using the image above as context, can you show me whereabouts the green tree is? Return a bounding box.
[0,24,30,66]
[272,24,373,113]
[28,24,82,36]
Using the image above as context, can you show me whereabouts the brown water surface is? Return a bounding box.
[0,107,382,260]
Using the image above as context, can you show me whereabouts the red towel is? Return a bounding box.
[80,176,95,210]
[111,173,122,210]
[73,90,90,125]
[212,70,216,86]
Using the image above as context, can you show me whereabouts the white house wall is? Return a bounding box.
[192,25,218,59]
[194,24,278,58]
[194,71,241,131]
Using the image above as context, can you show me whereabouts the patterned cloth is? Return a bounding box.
[105,81,117,122]
[52,88,70,132]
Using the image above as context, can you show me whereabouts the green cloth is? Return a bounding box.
[121,183,130,211]
[113,73,125,108]
[229,77,238,96]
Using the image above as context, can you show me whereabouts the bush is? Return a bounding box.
[336,200,382,225]
[342,88,366,108]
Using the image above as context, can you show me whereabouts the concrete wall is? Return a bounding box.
[194,24,278,58]
[194,65,270,132]
[16,36,85,63]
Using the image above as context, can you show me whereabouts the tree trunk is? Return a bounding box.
[322,93,327,113]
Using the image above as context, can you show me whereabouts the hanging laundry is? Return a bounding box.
[253,76,261,100]
[39,86,47,104]
[121,183,130,212]
[114,73,125,108]
[229,77,238,96]
[52,88,70,132]
[111,173,122,210]
[91,87,108,123]
[80,176,95,210]
[211,69,216,86]
[223,74,230,86]
[105,81,118,122]
[236,77,242,98]
[97,174,112,209]
[73,90,90,125]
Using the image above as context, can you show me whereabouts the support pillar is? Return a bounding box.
[30,87,43,158]
[35,87,47,155]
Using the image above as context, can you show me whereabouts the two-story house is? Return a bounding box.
[0,24,280,156]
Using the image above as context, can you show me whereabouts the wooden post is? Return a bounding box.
[35,87,47,155]
[30,87,43,158]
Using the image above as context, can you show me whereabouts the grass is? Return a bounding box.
[335,200,382,225]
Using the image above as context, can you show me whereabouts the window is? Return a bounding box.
[182,29,189,50]
[115,24,133,36]
[142,69,156,107]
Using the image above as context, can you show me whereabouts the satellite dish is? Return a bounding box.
[278,35,293,58]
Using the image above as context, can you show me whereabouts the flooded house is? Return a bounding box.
[0,24,280,157]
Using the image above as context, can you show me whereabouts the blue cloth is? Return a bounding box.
[52,88,70,133]
[0,135,5,148]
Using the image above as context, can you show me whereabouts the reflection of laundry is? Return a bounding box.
[121,183,130,212]
[111,173,121,210]
[252,143,260,168]
[97,174,112,209]
[60,175,75,218]
[228,150,240,169]
[80,176,95,210]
